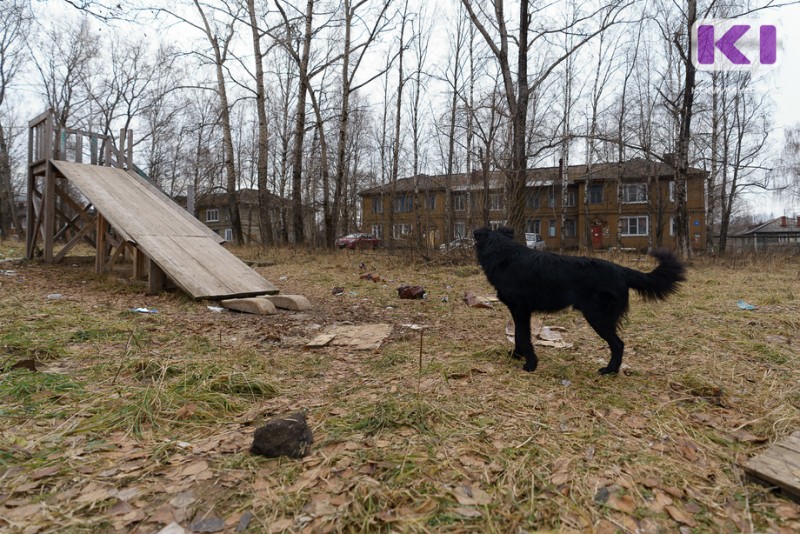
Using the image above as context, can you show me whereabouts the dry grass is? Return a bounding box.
[1,240,799,533]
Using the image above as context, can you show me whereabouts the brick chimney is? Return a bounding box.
[780,216,787,227]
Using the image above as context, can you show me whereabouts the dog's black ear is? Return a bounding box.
[473,227,489,241]
[498,226,515,239]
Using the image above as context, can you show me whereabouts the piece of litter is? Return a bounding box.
[332,287,344,295]
[1,270,16,276]
[279,276,288,281]
[737,299,756,310]
[561,379,572,387]
[464,292,493,309]
[207,306,225,313]
[131,307,158,314]
[46,293,63,300]
[398,285,425,299]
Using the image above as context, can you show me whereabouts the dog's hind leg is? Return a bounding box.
[582,310,624,375]
[510,307,538,372]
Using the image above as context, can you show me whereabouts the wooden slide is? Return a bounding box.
[50,160,278,300]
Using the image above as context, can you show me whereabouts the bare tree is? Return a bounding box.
[31,16,100,130]
[0,0,31,238]
[461,0,628,240]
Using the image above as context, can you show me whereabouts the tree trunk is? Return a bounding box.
[673,0,697,259]
[247,0,274,247]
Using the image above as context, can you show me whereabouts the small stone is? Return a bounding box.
[251,412,313,458]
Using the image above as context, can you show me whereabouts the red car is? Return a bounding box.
[336,233,380,250]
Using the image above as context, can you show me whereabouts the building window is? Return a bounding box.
[427,193,436,211]
[622,183,648,203]
[373,197,383,214]
[489,193,504,211]
[392,223,413,239]
[454,222,466,239]
[588,184,603,204]
[223,228,233,241]
[669,181,676,202]
[621,216,649,236]
[526,219,541,234]
[565,190,576,207]
[372,224,383,239]
[453,193,466,211]
[564,219,576,237]
[669,217,678,236]
[547,188,556,208]
[394,195,413,213]
[526,190,540,209]
[206,208,220,222]
[489,220,506,230]
[548,220,556,237]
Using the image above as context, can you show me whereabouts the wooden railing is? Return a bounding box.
[28,109,134,170]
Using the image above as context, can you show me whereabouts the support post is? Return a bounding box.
[133,247,147,280]
[147,259,166,293]
[43,162,55,262]
[95,213,107,273]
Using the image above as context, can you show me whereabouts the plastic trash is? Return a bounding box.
[736,299,756,311]
[131,307,158,314]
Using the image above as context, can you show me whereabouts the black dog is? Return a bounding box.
[473,226,686,374]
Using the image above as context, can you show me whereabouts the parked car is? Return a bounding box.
[439,237,475,252]
[525,232,546,250]
[336,233,380,250]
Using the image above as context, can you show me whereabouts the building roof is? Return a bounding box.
[732,216,800,236]
[358,158,706,196]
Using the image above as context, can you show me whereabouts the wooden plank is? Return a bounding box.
[133,247,146,280]
[148,259,167,294]
[48,160,277,300]
[744,430,800,502]
[95,214,107,273]
[43,162,55,262]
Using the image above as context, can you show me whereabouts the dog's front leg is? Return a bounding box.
[510,307,538,372]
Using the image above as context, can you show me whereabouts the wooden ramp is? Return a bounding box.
[51,160,278,300]
[744,430,800,503]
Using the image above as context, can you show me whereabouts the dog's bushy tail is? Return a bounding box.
[625,249,687,301]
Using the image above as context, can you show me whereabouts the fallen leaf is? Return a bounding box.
[77,487,113,504]
[157,522,186,534]
[665,505,698,527]
[176,403,198,420]
[452,484,492,506]
[181,461,209,478]
[607,493,637,514]
[452,506,482,518]
[5,503,42,521]
[170,491,197,508]
[730,429,767,443]
[190,516,225,533]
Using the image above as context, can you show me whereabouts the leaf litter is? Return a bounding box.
[0,243,799,532]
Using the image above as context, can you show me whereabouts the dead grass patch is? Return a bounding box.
[0,239,798,532]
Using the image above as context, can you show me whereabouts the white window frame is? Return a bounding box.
[548,220,556,237]
[622,183,648,204]
[427,193,436,211]
[489,220,506,230]
[373,197,383,214]
[669,181,676,202]
[206,208,220,222]
[372,224,383,239]
[565,190,576,207]
[392,223,413,239]
[453,193,466,211]
[223,228,233,241]
[453,222,466,239]
[621,216,649,236]
[588,184,603,204]
[526,219,541,234]
[488,192,504,211]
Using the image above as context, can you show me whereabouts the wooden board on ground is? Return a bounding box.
[306,324,393,351]
[51,161,278,300]
[743,430,800,503]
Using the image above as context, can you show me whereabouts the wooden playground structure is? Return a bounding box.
[25,110,278,300]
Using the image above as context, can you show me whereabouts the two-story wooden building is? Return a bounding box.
[359,158,706,251]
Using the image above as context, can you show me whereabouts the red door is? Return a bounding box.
[591,226,603,249]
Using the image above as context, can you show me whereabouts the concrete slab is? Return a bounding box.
[221,297,278,315]
[262,294,312,311]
